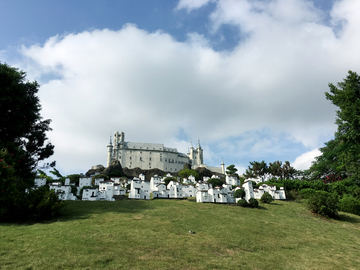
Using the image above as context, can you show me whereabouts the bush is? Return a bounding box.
[306,191,338,218]
[248,198,259,208]
[26,186,66,222]
[260,192,274,203]
[286,190,299,201]
[338,195,360,216]
[237,199,248,207]
[299,188,317,199]
[207,178,224,188]
[234,188,245,199]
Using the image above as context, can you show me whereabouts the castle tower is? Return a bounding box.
[221,158,225,174]
[196,140,203,166]
[107,136,113,167]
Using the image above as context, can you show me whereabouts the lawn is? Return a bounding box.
[1,199,360,269]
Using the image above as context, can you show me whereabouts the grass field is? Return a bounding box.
[1,198,360,269]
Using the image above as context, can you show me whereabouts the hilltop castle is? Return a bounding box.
[107,131,224,173]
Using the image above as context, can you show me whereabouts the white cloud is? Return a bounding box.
[292,148,321,170]
[176,0,214,11]
[11,0,360,175]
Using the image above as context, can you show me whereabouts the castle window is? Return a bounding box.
[149,158,151,161]
[140,151,142,154]
[140,157,142,161]
[130,157,132,160]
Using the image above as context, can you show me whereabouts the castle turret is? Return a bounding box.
[221,158,225,174]
[196,140,203,166]
[107,136,113,167]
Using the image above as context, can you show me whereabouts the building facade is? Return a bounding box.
[107,131,205,172]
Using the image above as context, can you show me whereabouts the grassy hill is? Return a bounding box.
[1,199,360,269]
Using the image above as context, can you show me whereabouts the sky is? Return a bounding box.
[1,0,360,176]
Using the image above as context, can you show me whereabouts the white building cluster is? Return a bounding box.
[33,173,286,203]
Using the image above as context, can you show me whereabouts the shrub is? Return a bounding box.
[237,199,248,207]
[207,178,224,188]
[248,198,259,208]
[338,195,360,216]
[299,188,317,199]
[26,186,66,222]
[306,191,338,218]
[234,188,245,199]
[260,192,274,203]
[286,190,299,201]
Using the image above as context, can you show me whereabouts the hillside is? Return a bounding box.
[1,199,360,269]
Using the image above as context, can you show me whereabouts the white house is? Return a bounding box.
[129,178,150,200]
[94,178,104,186]
[79,177,92,189]
[34,178,46,187]
[167,181,183,199]
[150,175,162,192]
[182,184,196,197]
[82,188,99,201]
[253,184,286,200]
[242,180,254,202]
[50,185,77,200]
[196,182,212,191]
[196,190,211,202]
[209,187,228,203]
[98,180,115,201]
[226,175,240,186]
[153,183,169,198]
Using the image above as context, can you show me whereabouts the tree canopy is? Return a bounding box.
[226,165,238,177]
[0,63,59,222]
[310,71,360,180]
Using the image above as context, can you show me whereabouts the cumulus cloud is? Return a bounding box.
[12,0,360,175]
[176,0,214,11]
[292,148,321,170]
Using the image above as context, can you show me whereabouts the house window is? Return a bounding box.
[140,151,142,154]
[130,157,132,160]
[149,158,151,161]
[140,157,142,161]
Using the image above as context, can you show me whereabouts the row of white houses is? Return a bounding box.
[33,173,285,202]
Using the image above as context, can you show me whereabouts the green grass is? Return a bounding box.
[1,199,360,269]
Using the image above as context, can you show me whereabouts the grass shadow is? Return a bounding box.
[337,213,360,224]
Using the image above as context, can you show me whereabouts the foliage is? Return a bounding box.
[70,185,78,196]
[306,191,338,218]
[244,161,267,178]
[298,188,317,199]
[67,174,81,186]
[226,165,238,177]
[91,174,109,185]
[107,171,123,177]
[260,192,274,203]
[239,176,245,185]
[285,190,300,201]
[248,198,259,208]
[163,177,175,186]
[0,63,58,222]
[0,63,54,182]
[207,178,224,188]
[237,199,248,207]
[234,188,245,199]
[178,169,199,180]
[26,186,66,221]
[310,71,360,180]
[338,195,360,216]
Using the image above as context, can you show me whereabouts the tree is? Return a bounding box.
[0,63,54,182]
[234,188,245,199]
[207,178,224,188]
[244,161,267,178]
[178,168,199,180]
[260,192,274,203]
[310,71,360,179]
[0,63,57,222]
[226,165,238,177]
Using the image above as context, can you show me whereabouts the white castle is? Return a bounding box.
[107,131,224,173]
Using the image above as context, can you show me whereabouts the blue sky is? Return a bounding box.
[1,0,359,176]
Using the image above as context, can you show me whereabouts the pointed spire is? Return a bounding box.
[197,139,202,149]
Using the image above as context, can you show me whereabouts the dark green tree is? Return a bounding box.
[310,71,360,179]
[244,161,267,178]
[178,168,199,180]
[226,164,238,177]
[207,178,224,188]
[234,188,245,199]
[0,63,57,222]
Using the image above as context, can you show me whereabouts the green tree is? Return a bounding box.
[244,161,267,178]
[226,165,238,177]
[234,188,245,199]
[178,169,199,180]
[207,178,224,188]
[310,71,360,179]
[0,63,57,222]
